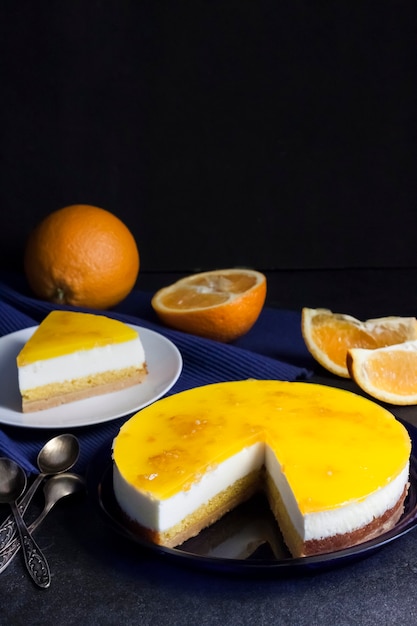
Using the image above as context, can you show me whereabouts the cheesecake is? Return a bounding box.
[112,380,411,557]
[17,310,147,412]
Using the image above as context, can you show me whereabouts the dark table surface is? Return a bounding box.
[3,268,417,626]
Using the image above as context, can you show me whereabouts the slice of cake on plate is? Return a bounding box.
[112,380,411,558]
[17,310,147,412]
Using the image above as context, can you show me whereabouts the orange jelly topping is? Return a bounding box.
[112,380,411,513]
[17,310,138,365]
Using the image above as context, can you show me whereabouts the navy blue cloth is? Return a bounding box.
[0,277,313,475]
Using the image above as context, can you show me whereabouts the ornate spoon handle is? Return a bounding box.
[0,475,43,551]
[0,534,22,573]
[0,502,51,573]
[10,501,50,588]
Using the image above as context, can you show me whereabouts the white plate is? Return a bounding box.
[0,325,182,429]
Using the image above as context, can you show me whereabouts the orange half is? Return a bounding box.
[151,268,267,342]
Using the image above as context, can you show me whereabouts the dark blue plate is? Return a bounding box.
[87,421,417,576]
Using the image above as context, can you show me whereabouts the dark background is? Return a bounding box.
[1,1,416,275]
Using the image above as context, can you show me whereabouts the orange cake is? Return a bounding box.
[17,310,147,412]
[112,380,411,557]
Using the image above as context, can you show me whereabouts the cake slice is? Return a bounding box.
[17,310,147,412]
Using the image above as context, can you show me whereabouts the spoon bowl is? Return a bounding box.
[0,457,27,503]
[42,472,85,506]
[0,457,50,588]
[37,433,80,475]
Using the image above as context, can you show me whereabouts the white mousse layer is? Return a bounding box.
[113,442,409,541]
[18,337,146,391]
[114,443,265,531]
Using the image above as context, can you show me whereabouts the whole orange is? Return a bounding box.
[24,204,140,309]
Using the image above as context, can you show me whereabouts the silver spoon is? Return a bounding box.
[0,433,80,550]
[0,458,51,588]
[0,472,85,574]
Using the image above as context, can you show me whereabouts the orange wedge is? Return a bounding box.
[151,268,267,342]
[301,308,417,378]
[347,341,417,405]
